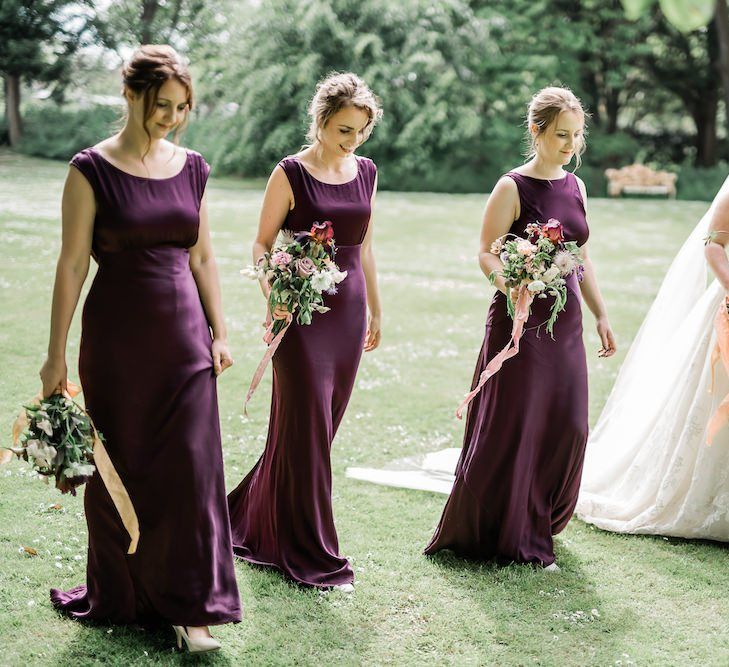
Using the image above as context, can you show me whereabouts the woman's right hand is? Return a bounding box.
[39,356,68,398]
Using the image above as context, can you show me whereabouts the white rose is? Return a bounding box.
[310,270,334,293]
[527,280,546,293]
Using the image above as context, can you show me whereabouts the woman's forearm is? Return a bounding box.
[253,240,272,299]
[705,243,729,291]
[47,258,89,360]
[361,246,381,317]
[578,258,608,320]
[191,258,227,340]
[479,252,507,293]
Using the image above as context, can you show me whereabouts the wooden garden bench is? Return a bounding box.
[605,164,677,198]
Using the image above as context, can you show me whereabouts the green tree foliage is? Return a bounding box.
[0,0,92,145]
[189,0,578,190]
[93,0,217,53]
[622,0,716,31]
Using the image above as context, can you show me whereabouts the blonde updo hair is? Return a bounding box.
[526,86,586,168]
[306,72,383,144]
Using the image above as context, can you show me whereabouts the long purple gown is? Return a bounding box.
[425,171,590,566]
[228,155,376,587]
[50,147,241,625]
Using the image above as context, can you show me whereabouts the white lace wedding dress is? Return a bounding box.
[348,178,729,542]
[575,179,729,541]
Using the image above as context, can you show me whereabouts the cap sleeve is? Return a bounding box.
[277,157,304,194]
[69,149,100,194]
[187,150,211,207]
[359,156,377,198]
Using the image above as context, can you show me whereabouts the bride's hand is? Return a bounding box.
[596,317,617,358]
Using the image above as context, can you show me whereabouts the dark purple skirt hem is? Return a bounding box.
[232,549,354,588]
[50,587,242,626]
[422,546,556,568]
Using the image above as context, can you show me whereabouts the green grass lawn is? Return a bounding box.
[0,150,727,666]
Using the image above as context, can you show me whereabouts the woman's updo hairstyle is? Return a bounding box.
[526,86,587,168]
[121,44,194,150]
[306,72,383,144]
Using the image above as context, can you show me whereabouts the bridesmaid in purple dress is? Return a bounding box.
[228,73,383,590]
[425,87,617,569]
[39,46,240,652]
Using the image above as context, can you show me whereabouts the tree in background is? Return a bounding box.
[0,0,92,146]
[93,0,227,56]
[189,0,571,190]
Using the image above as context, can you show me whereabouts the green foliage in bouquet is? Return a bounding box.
[489,220,584,337]
[245,221,347,337]
[8,393,98,496]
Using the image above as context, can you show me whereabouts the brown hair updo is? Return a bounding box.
[306,72,383,144]
[526,86,586,168]
[121,44,194,153]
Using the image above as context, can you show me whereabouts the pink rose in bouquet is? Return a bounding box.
[271,251,293,267]
[294,256,317,277]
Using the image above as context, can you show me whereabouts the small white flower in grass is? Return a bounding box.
[27,600,36,607]
[55,562,63,569]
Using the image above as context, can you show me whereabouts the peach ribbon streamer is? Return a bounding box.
[456,287,534,420]
[9,381,139,554]
[244,312,293,415]
[707,299,729,445]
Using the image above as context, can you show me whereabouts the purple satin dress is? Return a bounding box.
[425,172,590,566]
[228,155,376,587]
[50,147,241,625]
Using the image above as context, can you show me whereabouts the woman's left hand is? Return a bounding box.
[364,314,382,352]
[212,338,234,375]
[596,317,617,358]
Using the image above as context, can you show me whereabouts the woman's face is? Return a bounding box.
[317,106,371,158]
[533,110,584,166]
[127,78,190,140]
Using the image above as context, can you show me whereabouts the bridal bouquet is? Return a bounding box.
[6,385,98,495]
[242,221,347,410]
[456,219,583,419]
[490,218,583,336]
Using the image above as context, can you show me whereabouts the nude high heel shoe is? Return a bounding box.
[172,625,221,653]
